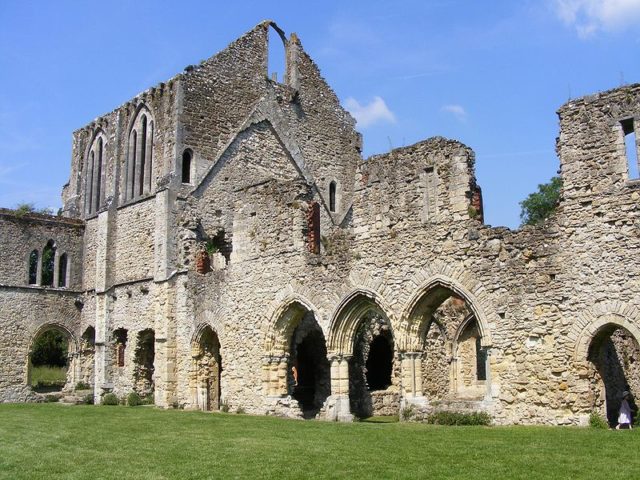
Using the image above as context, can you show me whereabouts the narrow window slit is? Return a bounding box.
[622,119,638,179]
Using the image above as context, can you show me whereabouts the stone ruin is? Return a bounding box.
[0,21,639,425]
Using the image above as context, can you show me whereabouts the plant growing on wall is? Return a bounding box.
[519,176,562,226]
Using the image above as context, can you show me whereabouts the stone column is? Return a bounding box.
[325,353,353,422]
[401,352,427,408]
[93,209,112,403]
[154,280,177,407]
[263,354,288,397]
[93,293,110,403]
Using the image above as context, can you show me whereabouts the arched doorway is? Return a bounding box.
[28,325,75,393]
[133,329,155,396]
[289,312,330,418]
[404,280,491,403]
[264,299,330,419]
[349,310,396,418]
[587,324,640,426]
[193,326,222,411]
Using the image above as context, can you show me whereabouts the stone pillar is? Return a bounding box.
[263,354,288,397]
[152,186,177,408]
[93,293,110,403]
[154,280,177,407]
[325,354,353,422]
[400,352,427,408]
[93,209,112,403]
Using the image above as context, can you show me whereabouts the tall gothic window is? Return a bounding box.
[126,107,155,201]
[85,132,106,216]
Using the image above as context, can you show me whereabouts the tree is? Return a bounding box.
[31,330,69,367]
[519,176,562,226]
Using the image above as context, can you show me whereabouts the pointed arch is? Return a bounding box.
[401,274,493,352]
[264,295,321,356]
[327,288,394,355]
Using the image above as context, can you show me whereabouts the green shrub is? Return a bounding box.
[44,394,59,403]
[589,412,609,429]
[83,394,94,405]
[102,393,119,406]
[220,403,230,413]
[401,405,416,421]
[143,393,154,405]
[75,382,91,390]
[425,411,491,426]
[236,407,246,415]
[127,392,143,407]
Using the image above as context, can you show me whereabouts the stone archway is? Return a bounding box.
[400,276,492,404]
[578,320,640,426]
[28,323,78,393]
[327,290,399,419]
[192,325,222,411]
[263,296,330,419]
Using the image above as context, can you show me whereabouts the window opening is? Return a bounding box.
[182,149,192,184]
[329,181,337,212]
[58,253,68,288]
[28,250,38,285]
[130,131,137,199]
[622,119,639,179]
[113,328,128,367]
[267,24,286,84]
[87,151,95,213]
[148,121,154,192]
[475,336,487,381]
[41,240,55,286]
[95,138,103,211]
[139,115,147,196]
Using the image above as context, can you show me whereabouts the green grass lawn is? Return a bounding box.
[29,365,67,391]
[0,404,638,480]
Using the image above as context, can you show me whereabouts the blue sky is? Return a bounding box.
[1,1,639,228]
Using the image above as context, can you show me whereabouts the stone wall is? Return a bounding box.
[1,22,640,427]
[0,209,84,289]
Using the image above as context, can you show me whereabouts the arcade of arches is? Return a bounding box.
[263,286,491,420]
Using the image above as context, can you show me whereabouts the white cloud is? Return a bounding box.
[343,96,396,128]
[552,0,640,38]
[441,104,468,122]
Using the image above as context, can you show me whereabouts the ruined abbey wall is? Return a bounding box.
[1,22,639,426]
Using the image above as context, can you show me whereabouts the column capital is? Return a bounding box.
[327,353,352,363]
